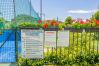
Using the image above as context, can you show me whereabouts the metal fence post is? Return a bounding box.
[15,28,18,63]
[56,28,58,64]
[97,29,99,53]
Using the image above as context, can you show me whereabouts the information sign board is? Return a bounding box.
[45,31,56,48]
[21,29,44,59]
[58,31,69,47]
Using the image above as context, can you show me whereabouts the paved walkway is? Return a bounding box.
[0,63,17,66]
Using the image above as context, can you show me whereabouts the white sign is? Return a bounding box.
[45,31,56,48]
[21,29,44,59]
[58,31,69,47]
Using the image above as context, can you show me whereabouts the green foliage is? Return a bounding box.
[0,18,5,29]
[90,15,96,27]
[72,23,81,29]
[82,23,91,28]
[18,22,52,28]
[0,22,4,29]
[58,23,66,30]
[65,16,73,25]
[18,32,99,66]
[93,11,99,20]
[11,14,39,27]
[19,22,37,28]
[72,22,91,29]
[18,58,27,66]
[0,18,5,22]
[18,54,99,66]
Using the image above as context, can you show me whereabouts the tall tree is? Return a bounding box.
[65,16,73,24]
[0,18,5,29]
[11,14,39,27]
[93,11,99,20]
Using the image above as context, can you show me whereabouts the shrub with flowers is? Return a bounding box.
[18,11,99,29]
[72,19,91,29]
[18,18,99,30]
[92,11,99,27]
[38,20,42,24]
[95,19,99,26]
[50,20,59,27]
[43,23,48,29]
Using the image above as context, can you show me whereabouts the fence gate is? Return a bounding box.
[0,29,17,63]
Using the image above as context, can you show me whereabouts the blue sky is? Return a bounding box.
[31,0,99,21]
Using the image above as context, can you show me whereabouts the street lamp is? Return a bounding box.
[0,12,3,18]
[57,16,59,22]
[42,13,45,20]
[98,5,99,10]
[40,0,42,21]
[30,0,31,17]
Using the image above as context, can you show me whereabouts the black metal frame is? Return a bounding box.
[0,28,98,65]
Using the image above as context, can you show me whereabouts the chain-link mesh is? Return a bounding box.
[0,0,14,21]
[0,0,40,21]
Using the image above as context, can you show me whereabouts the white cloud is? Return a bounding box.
[68,10,97,14]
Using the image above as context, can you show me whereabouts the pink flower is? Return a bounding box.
[38,20,42,24]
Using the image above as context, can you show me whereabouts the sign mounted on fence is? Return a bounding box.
[58,31,69,47]
[21,29,44,59]
[45,31,56,48]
